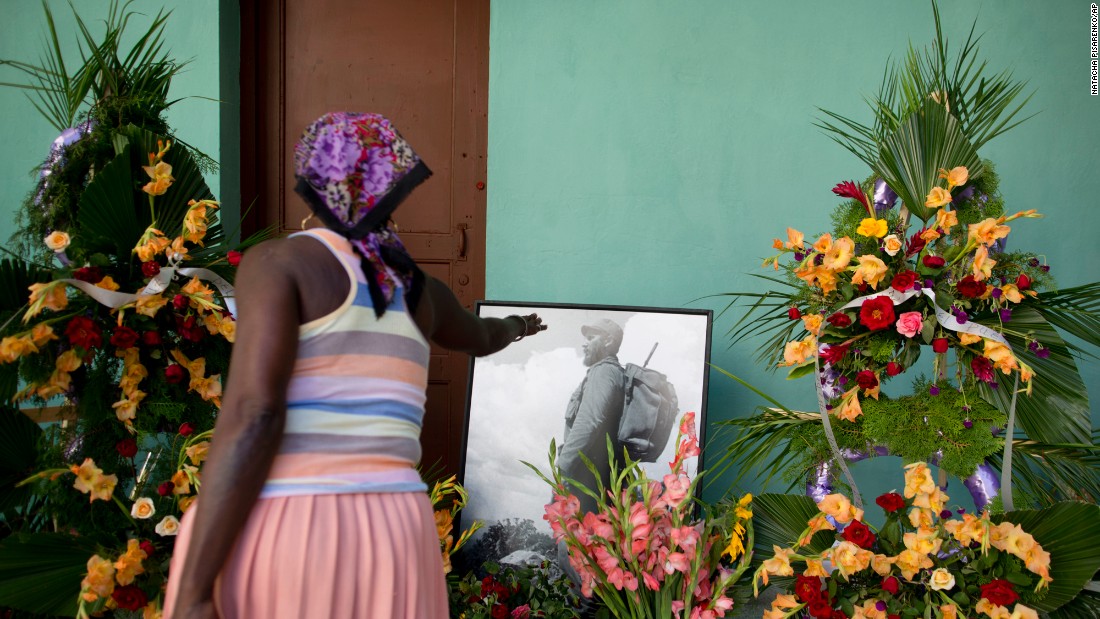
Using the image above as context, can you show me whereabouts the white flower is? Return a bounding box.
[882,234,903,257]
[131,497,156,520]
[44,231,71,252]
[929,567,956,591]
[155,515,180,536]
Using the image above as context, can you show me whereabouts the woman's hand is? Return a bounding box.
[515,313,548,339]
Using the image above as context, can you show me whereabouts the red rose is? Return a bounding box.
[826,312,852,328]
[65,316,103,351]
[856,370,879,391]
[859,297,896,331]
[932,338,950,353]
[227,250,243,267]
[110,326,140,349]
[881,575,900,595]
[956,275,987,299]
[788,307,802,320]
[886,361,902,376]
[1016,273,1031,290]
[157,481,175,496]
[981,579,1019,607]
[139,540,155,557]
[115,437,138,458]
[922,255,946,269]
[841,519,876,549]
[888,615,901,619]
[141,260,161,278]
[821,343,850,365]
[876,492,905,513]
[491,604,509,619]
[807,597,834,619]
[111,585,147,611]
[179,422,195,437]
[165,364,186,384]
[173,294,189,310]
[142,330,162,346]
[890,270,919,292]
[795,574,823,603]
[72,266,105,284]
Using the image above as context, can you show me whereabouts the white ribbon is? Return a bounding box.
[839,286,1008,346]
[58,262,236,317]
[836,284,1018,511]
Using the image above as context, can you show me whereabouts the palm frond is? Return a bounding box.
[1035,282,1100,351]
[0,531,98,616]
[874,98,983,223]
[751,493,834,562]
[998,502,1100,613]
[0,407,43,516]
[975,307,1092,445]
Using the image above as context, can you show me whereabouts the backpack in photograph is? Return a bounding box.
[616,343,679,462]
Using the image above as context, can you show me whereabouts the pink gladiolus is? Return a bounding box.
[642,571,661,591]
[662,473,692,506]
[672,601,685,614]
[665,552,691,575]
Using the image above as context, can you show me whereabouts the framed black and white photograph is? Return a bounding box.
[457,301,712,569]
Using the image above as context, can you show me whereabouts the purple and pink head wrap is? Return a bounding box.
[294,112,431,316]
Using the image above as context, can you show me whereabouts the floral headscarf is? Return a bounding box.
[293,112,431,317]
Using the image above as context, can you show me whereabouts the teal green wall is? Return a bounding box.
[0,0,224,249]
[487,1,1100,504]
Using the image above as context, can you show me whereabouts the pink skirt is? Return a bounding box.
[164,492,448,618]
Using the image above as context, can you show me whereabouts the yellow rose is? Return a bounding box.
[881,234,903,256]
[924,186,952,208]
[131,497,156,520]
[940,604,959,619]
[154,515,180,536]
[929,567,956,590]
[44,230,71,251]
[856,217,888,238]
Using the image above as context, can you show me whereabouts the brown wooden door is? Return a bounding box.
[239,0,489,477]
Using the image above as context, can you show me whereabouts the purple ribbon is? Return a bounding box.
[873,179,898,212]
[807,448,1001,511]
[35,120,94,209]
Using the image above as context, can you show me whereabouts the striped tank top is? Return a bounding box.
[260,229,429,498]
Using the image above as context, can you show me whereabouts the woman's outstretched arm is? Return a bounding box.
[417,275,545,356]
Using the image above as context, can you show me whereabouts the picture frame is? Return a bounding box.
[456,301,713,570]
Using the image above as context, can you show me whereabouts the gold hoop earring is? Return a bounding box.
[300,212,315,229]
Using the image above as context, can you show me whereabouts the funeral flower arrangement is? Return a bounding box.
[530,413,755,619]
[718,2,1100,509]
[0,4,267,617]
[754,463,1051,619]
